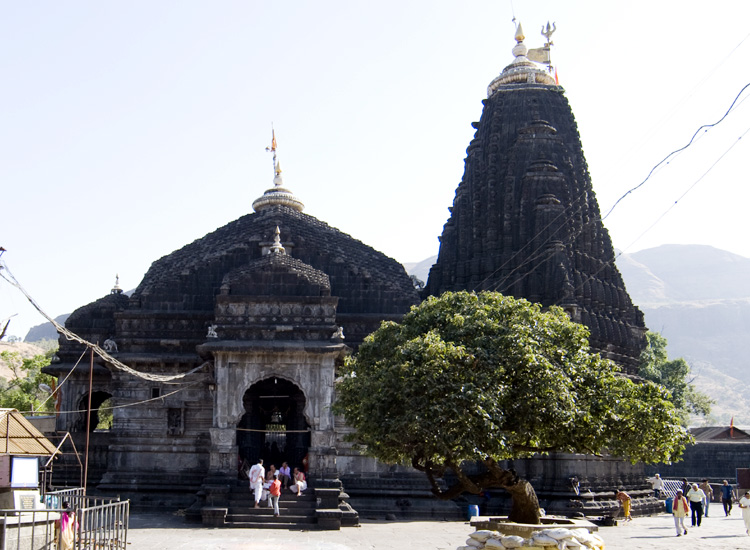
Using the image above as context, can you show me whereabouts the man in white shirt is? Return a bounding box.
[647,473,664,499]
[739,490,750,534]
[248,458,265,509]
[686,483,706,527]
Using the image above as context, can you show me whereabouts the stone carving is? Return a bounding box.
[206,325,218,338]
[331,326,345,340]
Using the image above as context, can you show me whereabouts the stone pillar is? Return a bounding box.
[208,427,237,477]
[308,428,338,481]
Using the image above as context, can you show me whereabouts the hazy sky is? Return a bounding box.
[2,0,749,340]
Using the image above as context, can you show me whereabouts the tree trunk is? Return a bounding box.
[416,458,542,524]
[504,477,541,524]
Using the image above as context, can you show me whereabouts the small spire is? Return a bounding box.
[252,129,305,213]
[273,160,284,188]
[111,274,123,295]
[270,226,286,255]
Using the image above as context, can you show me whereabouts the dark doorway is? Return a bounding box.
[237,378,310,474]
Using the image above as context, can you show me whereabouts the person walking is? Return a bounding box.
[263,464,276,507]
[647,474,664,499]
[721,479,737,516]
[269,473,282,517]
[248,458,265,509]
[739,490,750,535]
[614,488,632,521]
[672,490,690,537]
[699,479,713,517]
[55,501,78,550]
[680,478,690,497]
[686,483,706,527]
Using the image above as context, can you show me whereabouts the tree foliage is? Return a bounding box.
[334,291,692,523]
[639,331,713,425]
[0,350,56,413]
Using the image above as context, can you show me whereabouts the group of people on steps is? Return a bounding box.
[247,458,308,517]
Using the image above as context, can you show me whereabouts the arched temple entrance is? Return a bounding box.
[237,377,310,472]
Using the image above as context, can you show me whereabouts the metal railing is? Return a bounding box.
[0,508,58,550]
[0,492,129,550]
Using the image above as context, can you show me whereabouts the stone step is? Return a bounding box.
[227,512,315,523]
[228,495,317,506]
[225,521,311,529]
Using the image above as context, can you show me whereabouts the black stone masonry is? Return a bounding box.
[425,83,646,373]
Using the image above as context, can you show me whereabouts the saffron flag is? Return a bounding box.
[731,416,735,438]
[266,129,277,153]
[555,67,559,85]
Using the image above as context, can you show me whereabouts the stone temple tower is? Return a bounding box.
[425,23,646,374]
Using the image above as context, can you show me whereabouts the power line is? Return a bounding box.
[602,81,750,220]
[0,259,211,383]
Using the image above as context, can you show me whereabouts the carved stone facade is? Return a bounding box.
[46,179,421,521]
[425,28,646,374]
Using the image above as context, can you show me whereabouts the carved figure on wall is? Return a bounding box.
[207,324,218,338]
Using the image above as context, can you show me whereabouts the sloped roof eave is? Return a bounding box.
[0,409,59,456]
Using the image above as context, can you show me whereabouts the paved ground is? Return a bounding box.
[126,510,750,550]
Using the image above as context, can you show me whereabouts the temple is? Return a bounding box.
[44,23,656,525]
[45,144,424,527]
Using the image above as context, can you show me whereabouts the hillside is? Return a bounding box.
[0,341,46,381]
[24,314,69,342]
[615,245,750,425]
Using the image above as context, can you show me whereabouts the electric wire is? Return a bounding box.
[594,31,750,188]
[473,80,750,295]
[473,23,750,294]
[34,348,88,411]
[0,260,210,383]
[18,382,200,416]
[602,81,750,220]
[550,124,750,310]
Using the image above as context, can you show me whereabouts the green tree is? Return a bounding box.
[334,291,692,524]
[0,350,56,413]
[639,331,713,425]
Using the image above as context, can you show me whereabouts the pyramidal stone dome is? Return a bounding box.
[425,23,646,373]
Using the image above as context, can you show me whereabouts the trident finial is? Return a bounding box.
[541,22,556,47]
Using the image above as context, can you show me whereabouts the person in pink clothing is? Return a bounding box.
[672,490,690,536]
[55,501,78,550]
